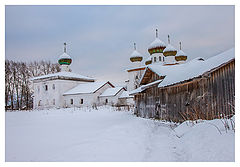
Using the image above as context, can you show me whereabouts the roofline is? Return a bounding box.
[99,87,126,97]
[127,67,146,72]
[158,58,235,89]
[32,76,95,83]
[93,81,115,94]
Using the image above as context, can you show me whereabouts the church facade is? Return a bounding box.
[32,43,132,109]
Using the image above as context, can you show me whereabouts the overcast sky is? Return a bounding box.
[5,5,234,85]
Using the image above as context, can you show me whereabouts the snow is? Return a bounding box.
[5,107,234,162]
[141,48,234,88]
[129,79,163,95]
[63,81,112,95]
[176,50,187,57]
[119,91,133,99]
[31,71,95,81]
[163,44,177,52]
[145,56,151,62]
[99,87,124,97]
[59,52,71,59]
[148,38,166,49]
[130,50,143,58]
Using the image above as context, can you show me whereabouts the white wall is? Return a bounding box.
[63,82,112,107]
[33,79,89,109]
[127,69,145,92]
[151,53,165,64]
[98,88,125,106]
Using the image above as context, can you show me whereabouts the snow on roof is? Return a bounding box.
[176,50,187,57]
[59,53,71,59]
[99,87,124,97]
[31,71,95,81]
[163,44,177,52]
[119,91,134,99]
[147,48,234,88]
[63,81,113,95]
[130,50,143,58]
[129,79,163,95]
[125,65,146,72]
[148,38,166,49]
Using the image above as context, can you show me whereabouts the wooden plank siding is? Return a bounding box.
[134,60,235,122]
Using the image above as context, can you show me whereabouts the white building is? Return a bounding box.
[99,87,126,106]
[63,81,114,107]
[32,43,133,109]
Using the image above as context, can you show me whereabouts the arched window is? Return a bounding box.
[154,57,156,62]
[70,99,73,105]
[38,100,41,106]
[159,56,161,61]
[105,99,108,104]
[45,85,48,91]
[80,99,83,104]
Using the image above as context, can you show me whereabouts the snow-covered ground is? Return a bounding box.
[5,107,235,162]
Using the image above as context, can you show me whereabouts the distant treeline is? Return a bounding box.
[5,60,61,110]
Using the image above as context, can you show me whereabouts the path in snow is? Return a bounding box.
[5,107,234,162]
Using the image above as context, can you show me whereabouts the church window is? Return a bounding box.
[45,85,48,91]
[159,56,161,61]
[80,99,83,104]
[70,99,73,105]
[105,99,108,104]
[38,100,41,106]
[52,84,55,90]
[154,57,156,62]
[163,57,165,61]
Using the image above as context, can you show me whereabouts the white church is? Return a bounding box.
[126,29,187,93]
[32,43,133,109]
[32,29,188,109]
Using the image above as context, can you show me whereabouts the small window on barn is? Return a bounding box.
[105,99,108,104]
[70,99,73,105]
[80,99,83,104]
[52,84,55,90]
[45,85,48,91]
[159,56,161,61]
[154,57,156,62]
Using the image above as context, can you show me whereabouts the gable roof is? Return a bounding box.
[138,48,234,89]
[99,87,126,97]
[31,71,95,82]
[119,91,134,99]
[63,81,114,95]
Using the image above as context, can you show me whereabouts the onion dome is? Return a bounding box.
[145,56,152,65]
[58,43,72,65]
[163,35,177,57]
[175,42,187,61]
[130,43,143,62]
[148,29,166,55]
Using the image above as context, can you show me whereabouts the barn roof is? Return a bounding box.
[63,81,114,95]
[119,91,134,99]
[31,71,95,82]
[99,87,126,97]
[138,47,234,89]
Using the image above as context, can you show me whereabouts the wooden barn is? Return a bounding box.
[130,48,235,122]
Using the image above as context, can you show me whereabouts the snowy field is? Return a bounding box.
[5,107,235,162]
